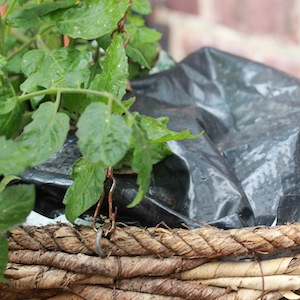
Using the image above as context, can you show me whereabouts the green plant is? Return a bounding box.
[0,0,200,281]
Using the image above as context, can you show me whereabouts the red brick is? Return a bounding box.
[268,0,293,37]
[180,32,300,78]
[181,33,252,60]
[263,56,300,78]
[212,0,297,42]
[0,5,6,16]
[243,1,283,34]
[165,0,199,15]
[211,0,240,28]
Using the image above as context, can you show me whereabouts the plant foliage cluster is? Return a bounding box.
[0,0,199,281]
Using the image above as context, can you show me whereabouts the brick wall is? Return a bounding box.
[148,0,300,78]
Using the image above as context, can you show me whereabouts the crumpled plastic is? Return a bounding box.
[20,47,300,229]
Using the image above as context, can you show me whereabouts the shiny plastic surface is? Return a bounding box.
[20,48,300,228]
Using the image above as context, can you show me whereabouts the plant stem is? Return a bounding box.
[10,29,33,45]
[0,14,5,55]
[8,24,54,61]
[54,90,61,111]
[2,0,18,23]
[14,87,114,102]
[7,36,36,61]
[7,77,16,96]
[13,87,132,116]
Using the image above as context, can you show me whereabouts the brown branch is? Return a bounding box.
[8,250,206,278]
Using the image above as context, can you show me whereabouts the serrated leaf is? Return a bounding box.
[62,93,86,117]
[126,25,161,71]
[117,139,172,168]
[7,0,77,28]
[149,142,173,165]
[96,34,111,51]
[127,120,152,208]
[140,116,203,143]
[77,102,132,166]
[77,94,135,115]
[149,49,176,74]
[0,102,24,139]
[128,61,145,79]
[0,137,31,176]
[0,97,17,115]
[0,175,20,193]
[19,101,70,165]
[125,45,150,68]
[121,97,135,111]
[0,184,35,232]
[65,69,88,89]
[0,235,8,283]
[52,0,130,39]
[137,27,162,43]
[89,34,128,101]
[7,55,23,74]
[63,158,105,223]
[20,48,90,93]
[131,0,152,15]
[126,13,145,26]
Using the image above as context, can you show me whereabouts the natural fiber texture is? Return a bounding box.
[7,222,300,258]
[2,222,300,299]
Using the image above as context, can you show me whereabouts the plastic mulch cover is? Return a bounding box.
[20,47,300,229]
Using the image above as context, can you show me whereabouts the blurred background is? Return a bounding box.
[147,0,300,78]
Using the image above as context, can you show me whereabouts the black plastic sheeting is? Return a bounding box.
[20,47,300,229]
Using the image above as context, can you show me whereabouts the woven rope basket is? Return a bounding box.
[2,223,300,299]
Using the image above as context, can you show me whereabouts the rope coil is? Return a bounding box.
[3,223,300,299]
[7,223,300,258]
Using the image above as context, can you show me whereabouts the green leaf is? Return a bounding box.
[149,142,173,165]
[0,97,17,115]
[76,94,135,116]
[19,101,70,165]
[126,12,145,27]
[62,93,86,117]
[0,235,8,283]
[7,0,77,28]
[0,102,24,139]
[64,89,135,119]
[140,116,203,143]
[89,34,128,101]
[128,61,145,79]
[0,137,30,176]
[126,25,161,71]
[149,49,176,74]
[137,27,162,43]
[7,55,23,74]
[52,0,130,39]
[20,48,90,93]
[65,70,88,89]
[96,34,112,51]
[0,175,20,193]
[0,184,35,232]
[121,97,135,112]
[127,119,152,208]
[131,0,152,15]
[77,102,132,166]
[125,45,150,68]
[63,158,105,223]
